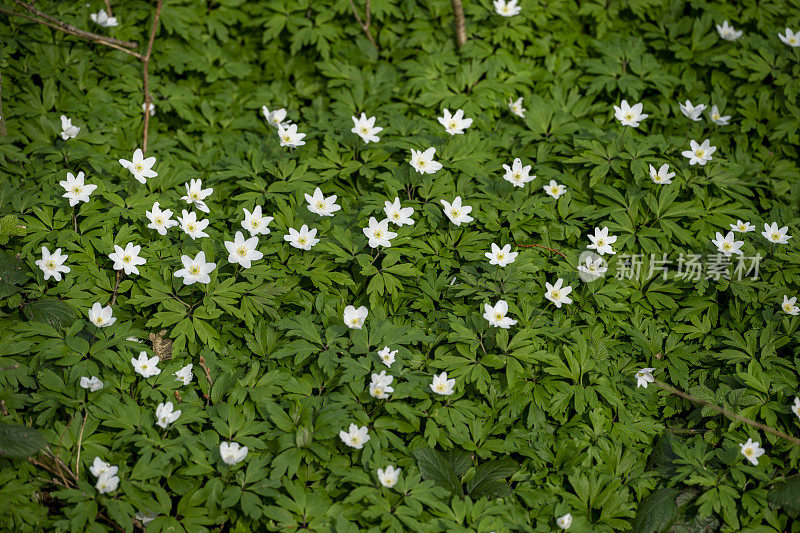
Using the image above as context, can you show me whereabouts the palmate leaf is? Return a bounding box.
[0,424,47,459]
[24,299,76,329]
[412,447,471,497]
[630,488,678,533]
[465,458,518,499]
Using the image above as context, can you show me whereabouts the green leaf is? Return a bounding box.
[630,488,679,533]
[24,299,76,329]
[768,477,800,518]
[465,458,517,499]
[0,424,47,459]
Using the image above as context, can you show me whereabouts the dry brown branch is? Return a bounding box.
[450,0,466,48]
[199,355,213,403]
[9,1,138,49]
[110,270,122,306]
[347,0,378,50]
[75,413,87,476]
[654,379,800,446]
[0,66,6,137]
[141,0,163,154]
[515,242,567,258]
[103,0,113,17]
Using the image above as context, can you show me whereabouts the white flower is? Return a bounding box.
[305,187,341,217]
[351,113,383,143]
[544,180,567,199]
[377,346,397,367]
[494,0,521,17]
[119,148,157,184]
[556,513,572,530]
[762,222,791,244]
[649,164,675,184]
[155,401,181,429]
[242,206,274,236]
[60,115,80,140]
[483,300,518,329]
[708,105,731,126]
[135,512,158,526]
[363,217,397,248]
[739,438,765,465]
[778,28,800,47]
[508,97,525,118]
[587,227,618,256]
[174,364,193,385]
[36,246,70,281]
[174,251,216,285]
[792,398,800,420]
[109,242,146,275]
[220,441,248,465]
[410,147,443,175]
[181,179,213,213]
[782,296,799,316]
[437,109,473,135]
[344,305,368,329]
[339,423,370,449]
[177,209,210,240]
[440,197,474,226]
[716,21,742,41]
[502,158,535,187]
[131,351,161,379]
[378,465,401,488]
[369,371,394,399]
[681,139,716,166]
[96,473,120,494]
[613,100,647,127]
[544,278,573,308]
[262,106,290,129]
[635,368,655,388]
[430,372,455,396]
[146,202,178,235]
[59,171,97,207]
[384,198,414,226]
[730,220,755,233]
[142,102,155,116]
[89,10,118,27]
[90,457,117,478]
[88,303,115,328]
[284,225,320,250]
[577,254,607,281]
[711,231,744,257]
[224,231,263,269]
[80,376,103,392]
[485,243,518,267]
[679,100,706,122]
[277,123,306,147]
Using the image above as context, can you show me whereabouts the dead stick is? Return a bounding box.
[515,242,567,258]
[110,270,122,306]
[0,7,142,58]
[141,0,162,154]
[10,1,138,48]
[0,65,6,137]
[654,379,800,446]
[450,0,466,48]
[347,0,378,50]
[103,0,113,17]
[75,412,87,476]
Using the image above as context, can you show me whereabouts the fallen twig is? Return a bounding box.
[347,0,378,50]
[654,379,800,446]
[515,242,567,258]
[450,0,466,48]
[141,0,163,153]
[6,1,138,50]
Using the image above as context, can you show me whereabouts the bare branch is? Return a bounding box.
[10,1,138,49]
[103,0,113,18]
[0,67,6,137]
[654,379,800,446]
[141,0,163,154]
[450,0,467,48]
[347,0,378,51]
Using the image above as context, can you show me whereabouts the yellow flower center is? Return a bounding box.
[351,319,358,325]
[697,150,705,158]
[282,135,291,142]
[156,217,163,224]
[772,233,779,240]
[299,236,307,244]
[552,291,561,299]
[187,223,196,231]
[723,242,731,251]
[497,253,505,260]
[494,313,502,321]
[123,255,131,262]
[449,121,457,129]
[374,387,382,395]
[191,193,198,199]
[135,163,143,172]
[745,448,753,456]
[625,113,632,120]
[437,384,445,392]
[72,186,81,194]
[393,213,399,219]
[597,239,605,246]
[361,126,368,134]
[451,209,460,218]
[375,230,383,238]
[237,247,247,256]
[316,201,325,210]
[190,266,200,275]
[47,260,55,269]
